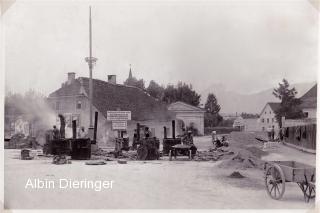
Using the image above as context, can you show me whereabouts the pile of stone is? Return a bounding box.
[194,148,234,161]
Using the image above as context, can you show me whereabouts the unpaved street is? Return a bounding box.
[4,136,315,209]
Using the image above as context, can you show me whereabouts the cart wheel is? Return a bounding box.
[169,150,172,161]
[306,183,316,201]
[298,182,316,202]
[265,164,285,200]
[189,150,192,160]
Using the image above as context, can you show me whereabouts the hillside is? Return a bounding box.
[201,82,315,114]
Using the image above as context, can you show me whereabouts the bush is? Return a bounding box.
[204,127,240,135]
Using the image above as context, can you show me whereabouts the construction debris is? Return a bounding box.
[85,160,106,165]
[228,171,245,178]
[117,159,127,164]
[52,155,72,165]
[21,149,34,160]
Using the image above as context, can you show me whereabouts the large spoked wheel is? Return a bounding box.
[265,164,286,200]
[298,182,316,202]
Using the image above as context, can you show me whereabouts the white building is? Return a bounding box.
[168,101,205,135]
[300,84,317,119]
[259,102,280,132]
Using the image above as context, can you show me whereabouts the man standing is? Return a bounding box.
[52,125,60,140]
[78,126,87,138]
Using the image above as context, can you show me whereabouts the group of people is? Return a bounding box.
[52,125,87,140]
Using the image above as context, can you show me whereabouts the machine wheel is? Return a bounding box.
[169,150,172,161]
[137,145,148,160]
[265,164,285,200]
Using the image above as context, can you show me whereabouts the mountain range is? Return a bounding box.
[200,82,316,114]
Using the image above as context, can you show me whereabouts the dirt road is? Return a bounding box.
[4,143,315,209]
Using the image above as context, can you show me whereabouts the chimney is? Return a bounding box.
[108,75,116,84]
[67,72,76,85]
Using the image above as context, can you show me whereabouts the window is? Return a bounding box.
[262,127,265,131]
[261,118,264,123]
[56,101,60,110]
[267,118,269,123]
[265,111,266,114]
[76,101,82,109]
[272,118,274,123]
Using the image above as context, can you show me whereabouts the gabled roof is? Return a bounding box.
[49,77,174,121]
[300,84,317,109]
[168,101,205,112]
[259,102,281,116]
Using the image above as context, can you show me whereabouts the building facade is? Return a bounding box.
[168,101,205,135]
[259,102,280,132]
[47,73,174,146]
[300,84,317,119]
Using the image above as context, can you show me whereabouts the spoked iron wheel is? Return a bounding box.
[265,164,286,200]
[297,182,315,202]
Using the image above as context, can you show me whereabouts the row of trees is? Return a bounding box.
[124,75,223,127]
[124,76,202,107]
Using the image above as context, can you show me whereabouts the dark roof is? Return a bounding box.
[49,77,174,121]
[268,102,281,112]
[300,84,317,109]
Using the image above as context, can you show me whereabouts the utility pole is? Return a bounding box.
[85,6,97,138]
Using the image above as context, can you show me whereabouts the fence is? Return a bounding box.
[283,124,316,150]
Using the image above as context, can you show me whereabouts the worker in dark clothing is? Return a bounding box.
[52,125,60,140]
[58,114,65,139]
[144,127,151,138]
[271,126,275,141]
[183,130,197,156]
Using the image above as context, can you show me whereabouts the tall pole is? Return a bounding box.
[85,6,97,129]
[89,6,93,128]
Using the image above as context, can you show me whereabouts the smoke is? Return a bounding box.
[5,90,56,133]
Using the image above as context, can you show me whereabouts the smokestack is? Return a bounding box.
[107,75,116,84]
[93,111,98,142]
[137,123,140,141]
[163,126,167,139]
[72,120,77,139]
[67,72,76,85]
[172,120,175,139]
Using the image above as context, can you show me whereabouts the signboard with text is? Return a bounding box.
[107,111,131,121]
[112,121,127,130]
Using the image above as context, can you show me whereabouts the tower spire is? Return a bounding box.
[129,64,133,79]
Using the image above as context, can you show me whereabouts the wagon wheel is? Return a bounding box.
[265,164,286,200]
[137,145,148,160]
[169,150,172,161]
[298,182,316,202]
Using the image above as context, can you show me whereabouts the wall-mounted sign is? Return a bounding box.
[112,121,127,130]
[107,111,131,121]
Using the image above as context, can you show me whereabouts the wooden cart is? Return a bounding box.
[264,161,316,202]
[169,144,192,161]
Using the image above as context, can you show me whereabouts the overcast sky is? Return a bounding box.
[4,0,318,96]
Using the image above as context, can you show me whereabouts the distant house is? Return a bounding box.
[47,73,174,145]
[299,84,317,119]
[168,101,205,135]
[232,116,245,131]
[259,102,280,132]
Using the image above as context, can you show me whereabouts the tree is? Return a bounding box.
[272,79,305,127]
[146,80,165,100]
[162,82,201,106]
[205,93,221,114]
[204,93,222,127]
[124,76,145,90]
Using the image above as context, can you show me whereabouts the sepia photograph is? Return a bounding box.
[1,0,318,211]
